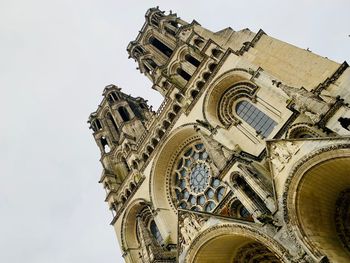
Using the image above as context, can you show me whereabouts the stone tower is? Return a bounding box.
[89,7,350,263]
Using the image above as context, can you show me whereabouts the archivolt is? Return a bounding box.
[283,143,350,261]
[202,68,256,127]
[185,223,289,263]
[218,81,258,127]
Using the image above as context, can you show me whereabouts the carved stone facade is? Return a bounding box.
[88,7,350,263]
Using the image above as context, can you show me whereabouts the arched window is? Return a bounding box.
[235,101,276,137]
[100,136,110,153]
[229,200,251,220]
[150,220,163,244]
[118,107,130,122]
[108,92,119,102]
[149,36,173,57]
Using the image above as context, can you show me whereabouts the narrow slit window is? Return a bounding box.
[236,100,276,137]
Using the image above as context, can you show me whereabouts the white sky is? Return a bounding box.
[0,0,349,262]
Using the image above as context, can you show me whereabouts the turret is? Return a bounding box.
[88,84,154,156]
[127,7,192,96]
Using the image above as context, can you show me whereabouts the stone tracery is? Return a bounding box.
[172,141,227,212]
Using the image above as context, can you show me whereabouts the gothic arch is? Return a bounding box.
[149,124,200,219]
[184,223,289,263]
[121,198,150,249]
[285,122,324,139]
[283,143,350,262]
[202,68,257,128]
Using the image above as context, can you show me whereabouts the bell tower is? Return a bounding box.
[127,7,191,97]
[88,84,155,222]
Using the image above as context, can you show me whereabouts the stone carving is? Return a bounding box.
[194,127,237,173]
[178,212,207,254]
[270,142,300,172]
[180,214,202,246]
[195,119,217,134]
[272,80,334,124]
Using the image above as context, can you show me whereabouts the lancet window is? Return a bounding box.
[118,106,131,122]
[185,54,200,67]
[137,206,163,246]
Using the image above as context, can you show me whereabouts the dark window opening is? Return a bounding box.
[173,104,181,113]
[203,72,211,81]
[149,36,173,57]
[177,68,191,81]
[142,153,148,161]
[118,107,131,122]
[111,92,119,101]
[158,129,164,138]
[185,54,201,67]
[107,92,119,103]
[197,81,205,89]
[151,138,158,147]
[95,119,102,130]
[191,90,199,99]
[100,136,110,153]
[163,120,170,129]
[146,145,153,154]
[145,58,158,71]
[208,63,217,72]
[339,117,350,131]
[212,48,223,58]
[194,38,204,48]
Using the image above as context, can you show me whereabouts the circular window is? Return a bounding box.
[190,163,210,193]
[172,142,227,211]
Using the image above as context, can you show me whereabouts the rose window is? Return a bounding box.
[173,142,227,212]
[190,163,209,193]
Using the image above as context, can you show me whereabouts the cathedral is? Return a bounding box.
[88,7,350,263]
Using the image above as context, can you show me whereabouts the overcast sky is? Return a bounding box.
[0,0,349,262]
